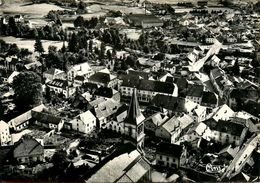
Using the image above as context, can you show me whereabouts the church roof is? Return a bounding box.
[125,88,145,126]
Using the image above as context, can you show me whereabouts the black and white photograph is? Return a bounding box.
[0,0,260,182]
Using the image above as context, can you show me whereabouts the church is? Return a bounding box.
[108,88,146,151]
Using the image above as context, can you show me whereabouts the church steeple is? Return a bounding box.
[125,88,145,125]
[124,88,145,151]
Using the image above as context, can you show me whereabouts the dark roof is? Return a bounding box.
[204,119,245,136]
[122,77,175,94]
[125,88,143,125]
[13,136,44,158]
[88,72,112,84]
[47,79,68,89]
[165,76,174,83]
[151,94,186,112]
[230,89,259,99]
[128,70,150,80]
[82,82,99,92]
[186,84,204,97]
[201,92,217,105]
[32,111,62,125]
[114,104,128,117]
[139,80,175,94]
[94,87,114,98]
[121,75,141,88]
[156,142,183,158]
[174,77,188,90]
[75,75,85,81]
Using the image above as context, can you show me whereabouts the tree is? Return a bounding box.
[68,33,78,53]
[99,42,106,60]
[74,16,85,28]
[8,43,20,56]
[19,48,31,58]
[34,37,45,55]
[89,39,93,53]
[12,71,43,111]
[232,59,240,76]
[107,50,112,61]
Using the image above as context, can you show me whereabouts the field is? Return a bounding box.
[2,36,67,53]
[0,3,65,15]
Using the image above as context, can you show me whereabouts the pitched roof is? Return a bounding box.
[138,80,175,94]
[13,136,44,158]
[186,84,204,97]
[144,112,169,127]
[44,68,64,76]
[47,79,68,89]
[125,88,145,126]
[32,111,62,125]
[88,72,115,84]
[156,142,183,158]
[94,87,117,98]
[78,111,96,124]
[204,119,245,136]
[128,70,150,80]
[86,150,150,183]
[201,91,218,105]
[150,94,187,112]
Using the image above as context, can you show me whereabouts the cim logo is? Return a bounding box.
[206,163,225,174]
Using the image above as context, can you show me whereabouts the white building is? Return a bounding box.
[68,62,94,81]
[71,111,97,134]
[0,120,12,146]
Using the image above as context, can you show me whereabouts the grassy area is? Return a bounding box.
[1,36,67,53]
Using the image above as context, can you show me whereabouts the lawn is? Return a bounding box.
[1,3,65,15]
[1,36,67,53]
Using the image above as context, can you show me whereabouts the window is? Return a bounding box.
[166,157,169,161]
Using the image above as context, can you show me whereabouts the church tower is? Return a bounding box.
[124,88,145,151]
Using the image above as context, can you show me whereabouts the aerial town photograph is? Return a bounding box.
[0,0,259,182]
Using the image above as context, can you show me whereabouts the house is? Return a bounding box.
[88,71,118,88]
[126,14,163,28]
[201,91,218,108]
[156,142,183,168]
[185,84,204,104]
[228,89,259,109]
[107,104,128,134]
[104,17,126,26]
[68,62,94,81]
[155,116,178,143]
[148,94,192,117]
[209,104,234,122]
[210,68,233,98]
[43,68,65,82]
[90,98,121,129]
[93,87,120,101]
[13,136,44,164]
[0,121,12,146]
[74,75,85,86]
[70,110,96,134]
[47,79,76,98]
[86,150,151,183]
[155,114,194,143]
[32,111,64,131]
[8,104,46,131]
[144,112,169,133]
[204,118,248,146]
[14,15,24,22]
[160,63,176,74]
[120,78,178,102]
